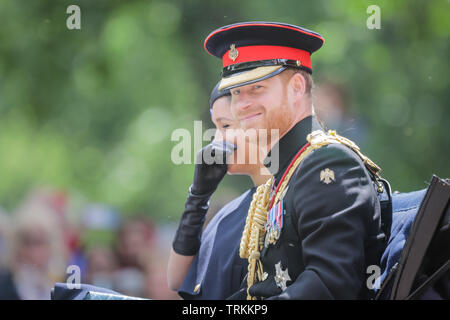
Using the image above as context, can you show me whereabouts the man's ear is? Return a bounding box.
[289,72,306,98]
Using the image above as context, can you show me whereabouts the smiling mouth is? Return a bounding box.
[241,113,262,122]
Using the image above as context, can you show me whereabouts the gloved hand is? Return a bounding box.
[172,141,236,256]
[191,140,236,196]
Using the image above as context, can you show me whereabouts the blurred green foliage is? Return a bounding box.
[0,0,448,220]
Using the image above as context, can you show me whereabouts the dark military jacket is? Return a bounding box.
[233,116,384,300]
[179,188,254,299]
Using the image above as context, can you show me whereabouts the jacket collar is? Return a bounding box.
[264,115,323,181]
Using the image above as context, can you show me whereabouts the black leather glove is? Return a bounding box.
[190,140,236,196]
[172,141,236,256]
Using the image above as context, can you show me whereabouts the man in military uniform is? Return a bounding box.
[204,22,387,299]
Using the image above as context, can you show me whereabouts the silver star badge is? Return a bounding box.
[261,272,268,281]
[274,261,291,291]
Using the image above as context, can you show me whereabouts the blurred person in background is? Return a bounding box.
[115,216,156,269]
[167,82,271,299]
[0,191,68,299]
[113,216,156,297]
[314,80,368,145]
[85,245,118,291]
[0,208,11,271]
[79,205,158,297]
[80,204,121,285]
[80,204,121,291]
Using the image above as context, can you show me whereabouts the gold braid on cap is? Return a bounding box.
[238,130,383,300]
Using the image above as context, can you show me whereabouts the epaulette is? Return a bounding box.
[307,130,384,192]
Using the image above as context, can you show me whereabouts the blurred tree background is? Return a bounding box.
[0,0,448,221]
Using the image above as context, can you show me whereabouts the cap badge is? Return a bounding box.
[229,44,239,61]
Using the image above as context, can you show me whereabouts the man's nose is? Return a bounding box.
[231,95,252,115]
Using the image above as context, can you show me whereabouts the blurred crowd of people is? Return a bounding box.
[0,188,179,300]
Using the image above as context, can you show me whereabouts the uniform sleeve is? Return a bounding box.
[270,143,378,299]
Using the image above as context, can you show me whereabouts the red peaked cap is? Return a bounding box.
[204,21,324,82]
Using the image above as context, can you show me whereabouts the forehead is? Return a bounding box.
[231,73,284,92]
[211,95,232,118]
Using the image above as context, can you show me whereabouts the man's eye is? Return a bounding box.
[254,85,262,89]
[222,124,230,129]
[232,89,240,95]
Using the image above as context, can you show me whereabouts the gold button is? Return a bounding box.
[194,284,201,293]
[296,60,301,67]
